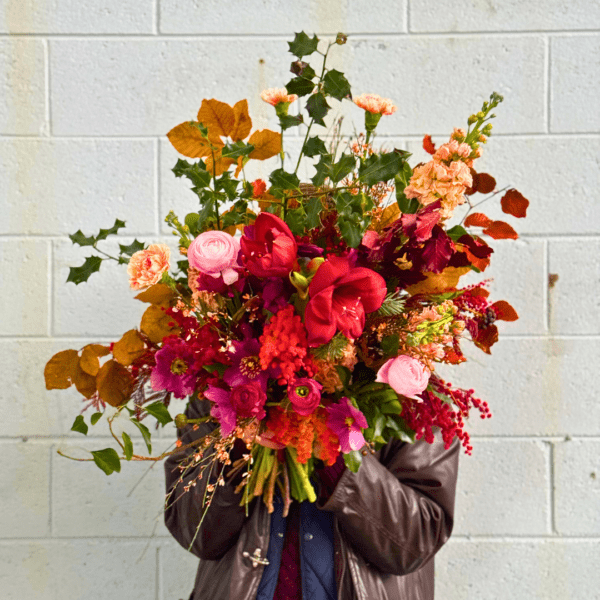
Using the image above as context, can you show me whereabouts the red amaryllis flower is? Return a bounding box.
[240,213,298,278]
[304,256,387,347]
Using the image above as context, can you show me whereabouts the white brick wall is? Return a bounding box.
[1,2,598,598]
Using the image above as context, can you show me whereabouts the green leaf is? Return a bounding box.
[172,158,212,189]
[122,432,133,461]
[380,398,403,415]
[323,69,351,101]
[303,136,328,157]
[376,293,406,317]
[185,212,200,234]
[311,154,333,187]
[68,230,96,247]
[96,219,126,242]
[71,415,88,436]
[358,152,403,186]
[118,239,145,257]
[222,141,254,160]
[203,363,228,377]
[91,448,121,475]
[329,154,356,183]
[396,192,420,214]
[385,415,416,443]
[130,419,152,454]
[288,31,319,57]
[338,218,363,248]
[66,255,102,285]
[306,93,330,127]
[144,401,173,426]
[343,450,363,473]
[305,196,323,229]
[286,77,315,97]
[279,114,304,130]
[335,365,351,388]
[311,332,349,361]
[285,208,307,236]
[446,225,468,241]
[290,61,316,80]
[90,412,103,426]
[197,201,215,228]
[381,333,400,356]
[269,169,300,194]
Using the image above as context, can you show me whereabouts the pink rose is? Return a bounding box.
[127,244,170,290]
[376,355,430,399]
[187,231,241,285]
[230,382,267,419]
[288,378,322,416]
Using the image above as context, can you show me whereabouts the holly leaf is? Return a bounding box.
[172,158,212,189]
[306,196,323,229]
[303,136,327,157]
[288,32,319,57]
[285,77,315,97]
[278,114,304,130]
[306,93,330,126]
[311,154,333,187]
[68,230,96,247]
[343,449,363,473]
[66,256,102,285]
[144,401,173,426]
[222,141,255,159]
[329,154,356,183]
[118,239,145,257]
[71,415,88,436]
[91,448,121,476]
[501,189,529,218]
[96,219,126,242]
[284,208,307,236]
[358,152,403,186]
[323,69,351,100]
[482,220,519,240]
[122,432,134,461]
[269,169,300,194]
[338,217,363,248]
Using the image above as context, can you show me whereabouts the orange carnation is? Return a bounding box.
[260,88,298,106]
[353,93,397,115]
[127,244,170,290]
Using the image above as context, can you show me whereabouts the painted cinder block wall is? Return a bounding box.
[1,1,599,598]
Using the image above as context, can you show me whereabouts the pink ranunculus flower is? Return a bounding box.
[187,230,241,285]
[127,244,171,290]
[288,378,322,416]
[376,355,431,400]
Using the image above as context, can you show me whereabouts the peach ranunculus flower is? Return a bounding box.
[353,93,397,115]
[127,244,171,290]
[260,88,298,106]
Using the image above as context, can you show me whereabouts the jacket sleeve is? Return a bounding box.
[163,396,251,560]
[318,428,460,576]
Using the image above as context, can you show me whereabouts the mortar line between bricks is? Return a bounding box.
[48,442,53,536]
[153,0,159,35]
[155,138,160,235]
[545,35,552,133]
[43,38,51,137]
[156,546,161,600]
[405,0,411,33]
[543,238,549,334]
[1,30,600,39]
[549,441,557,535]
[449,535,600,542]
[48,239,53,337]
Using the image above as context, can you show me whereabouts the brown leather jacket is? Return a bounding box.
[164,397,460,600]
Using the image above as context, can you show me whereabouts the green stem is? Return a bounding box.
[211,150,221,229]
[92,245,120,262]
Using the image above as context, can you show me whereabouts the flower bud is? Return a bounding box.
[307,256,325,273]
[174,414,188,429]
[336,32,348,45]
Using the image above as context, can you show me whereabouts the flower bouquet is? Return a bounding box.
[45,32,529,519]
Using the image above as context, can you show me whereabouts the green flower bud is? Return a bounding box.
[336,32,348,45]
[174,414,188,429]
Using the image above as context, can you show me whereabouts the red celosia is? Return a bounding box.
[259,306,315,384]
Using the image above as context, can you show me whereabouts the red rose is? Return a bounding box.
[240,213,298,278]
[304,256,387,347]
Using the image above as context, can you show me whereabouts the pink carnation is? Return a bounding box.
[260,88,298,106]
[127,244,170,290]
[376,355,430,400]
[187,230,241,285]
[353,93,397,115]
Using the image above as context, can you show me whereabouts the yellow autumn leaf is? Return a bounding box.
[96,360,134,408]
[72,363,97,399]
[230,99,252,141]
[135,283,176,308]
[140,305,180,344]
[79,344,110,376]
[166,121,221,158]
[44,349,79,390]
[197,98,235,139]
[248,129,282,160]
[379,203,401,229]
[406,266,471,296]
[112,330,146,366]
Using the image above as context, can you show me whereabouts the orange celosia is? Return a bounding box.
[353,93,397,115]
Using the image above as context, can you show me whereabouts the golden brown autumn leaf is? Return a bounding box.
[204,152,236,176]
[79,344,110,376]
[197,98,235,139]
[72,363,97,399]
[406,266,471,296]
[44,349,79,390]
[96,360,134,407]
[113,330,146,366]
[248,129,282,160]
[134,283,176,308]
[140,304,180,344]
[231,99,252,141]
[379,203,400,229]
[166,121,220,158]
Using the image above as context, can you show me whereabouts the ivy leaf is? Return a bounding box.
[118,239,145,257]
[306,196,323,229]
[303,136,327,157]
[90,412,103,426]
[130,419,152,454]
[91,448,121,476]
[343,449,363,473]
[323,69,351,100]
[329,154,356,183]
[306,93,330,126]
[68,230,96,247]
[358,152,403,186]
[122,432,134,461]
[71,415,88,436]
[288,31,319,57]
[172,158,212,189]
[66,256,102,285]
[278,114,304,131]
[285,77,315,97]
[144,401,173,426]
[96,219,126,242]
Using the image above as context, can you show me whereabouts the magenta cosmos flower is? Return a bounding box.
[223,337,278,391]
[150,340,199,399]
[326,397,369,453]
